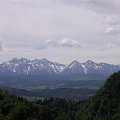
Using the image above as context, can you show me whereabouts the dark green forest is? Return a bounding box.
[0,92,84,120]
[0,71,120,120]
[76,71,120,120]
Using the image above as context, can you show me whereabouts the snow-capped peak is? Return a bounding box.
[40,58,49,62]
[84,60,96,65]
[0,58,119,75]
[69,60,80,66]
[61,60,84,74]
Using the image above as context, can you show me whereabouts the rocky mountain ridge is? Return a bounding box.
[0,58,119,75]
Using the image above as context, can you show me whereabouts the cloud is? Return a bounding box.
[0,41,7,52]
[107,43,117,49]
[103,16,120,35]
[100,42,119,51]
[90,0,120,7]
[46,38,81,48]
[105,26,120,35]
[73,0,120,12]
[61,0,120,36]
[103,16,118,25]
[46,39,58,46]
[60,38,81,47]
[65,0,120,13]
[0,0,119,64]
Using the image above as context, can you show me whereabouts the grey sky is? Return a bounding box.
[0,0,120,64]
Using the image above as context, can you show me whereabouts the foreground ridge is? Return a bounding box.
[76,71,120,120]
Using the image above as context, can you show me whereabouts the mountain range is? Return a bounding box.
[0,58,119,75]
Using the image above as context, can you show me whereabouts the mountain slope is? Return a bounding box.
[61,60,84,74]
[0,58,65,75]
[62,60,120,75]
[0,58,119,75]
[76,71,120,120]
[82,60,120,74]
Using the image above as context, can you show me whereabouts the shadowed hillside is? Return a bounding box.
[76,71,120,120]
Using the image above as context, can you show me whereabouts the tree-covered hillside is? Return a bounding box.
[76,71,120,120]
[0,91,84,120]
[0,92,50,120]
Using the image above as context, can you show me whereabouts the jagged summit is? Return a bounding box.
[72,60,79,63]
[85,60,94,63]
[0,58,119,75]
[62,60,84,74]
[69,60,82,68]
[84,60,98,67]
[40,58,50,62]
[9,58,29,62]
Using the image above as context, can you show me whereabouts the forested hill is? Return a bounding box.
[0,71,120,120]
[76,71,120,120]
[0,91,84,120]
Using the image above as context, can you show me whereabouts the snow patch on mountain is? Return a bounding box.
[0,58,119,75]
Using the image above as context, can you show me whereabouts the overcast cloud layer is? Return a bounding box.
[0,0,120,64]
